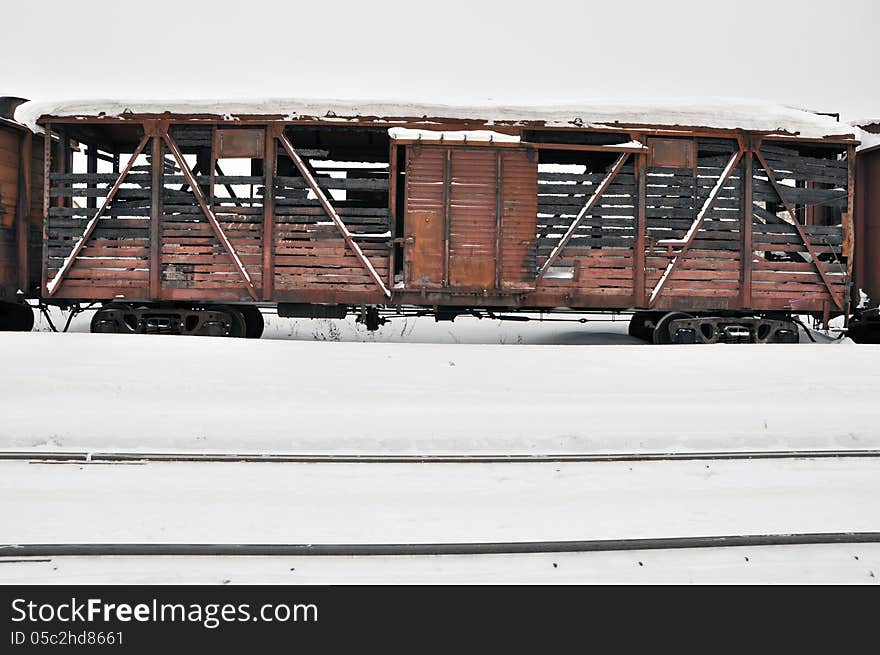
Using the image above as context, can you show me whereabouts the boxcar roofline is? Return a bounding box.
[31,114,860,146]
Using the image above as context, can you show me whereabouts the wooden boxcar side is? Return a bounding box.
[9,100,863,339]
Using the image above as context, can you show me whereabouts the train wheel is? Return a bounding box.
[653,312,695,344]
[0,301,34,332]
[191,305,247,338]
[90,303,138,334]
[238,306,265,339]
[628,311,663,342]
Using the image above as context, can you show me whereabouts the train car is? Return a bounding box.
[850,120,880,342]
[3,98,865,342]
[0,98,43,331]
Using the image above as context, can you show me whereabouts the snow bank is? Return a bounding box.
[0,332,878,455]
[13,96,856,139]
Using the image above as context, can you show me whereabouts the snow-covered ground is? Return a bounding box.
[3,458,877,544]
[1,319,876,583]
[3,546,878,584]
[0,326,869,455]
[1,457,878,583]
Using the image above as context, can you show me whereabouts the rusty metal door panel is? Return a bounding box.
[404,146,446,286]
[408,210,445,285]
[499,149,538,289]
[449,149,497,288]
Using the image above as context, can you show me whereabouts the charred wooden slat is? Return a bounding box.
[275,176,389,191]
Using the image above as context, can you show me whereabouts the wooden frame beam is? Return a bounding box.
[537,152,630,280]
[277,131,391,298]
[648,148,743,306]
[46,133,150,296]
[16,131,32,292]
[633,148,647,305]
[149,135,163,299]
[740,148,754,307]
[261,126,277,300]
[162,129,259,301]
[752,148,844,311]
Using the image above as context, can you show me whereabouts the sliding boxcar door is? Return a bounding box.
[448,149,497,288]
[403,144,537,292]
[404,146,446,287]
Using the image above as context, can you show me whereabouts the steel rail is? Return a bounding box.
[3,532,880,557]
[3,449,880,464]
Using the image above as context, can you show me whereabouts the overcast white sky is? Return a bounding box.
[2,0,877,121]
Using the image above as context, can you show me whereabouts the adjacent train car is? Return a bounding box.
[1,98,869,342]
[850,120,880,342]
[0,98,43,331]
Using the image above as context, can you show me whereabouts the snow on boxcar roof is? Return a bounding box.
[13,96,858,140]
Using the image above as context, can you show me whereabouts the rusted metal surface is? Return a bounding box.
[404,145,538,292]
[448,148,497,288]
[216,128,264,159]
[498,148,538,290]
[647,138,695,169]
[855,148,880,304]
[404,146,446,287]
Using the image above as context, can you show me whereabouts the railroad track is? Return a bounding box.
[2,533,880,557]
[2,449,880,464]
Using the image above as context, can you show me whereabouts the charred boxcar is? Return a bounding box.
[0,98,867,342]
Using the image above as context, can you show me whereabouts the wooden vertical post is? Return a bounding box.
[86,146,98,210]
[740,144,753,308]
[633,148,647,306]
[261,126,276,300]
[494,149,503,290]
[845,145,856,298]
[16,131,33,293]
[54,130,67,210]
[150,134,163,300]
[42,126,52,295]
[387,143,398,290]
[442,148,451,287]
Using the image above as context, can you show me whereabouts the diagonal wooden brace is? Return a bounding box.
[46,134,151,296]
[537,152,630,280]
[162,131,259,301]
[277,132,391,298]
[648,149,743,306]
[752,149,843,311]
